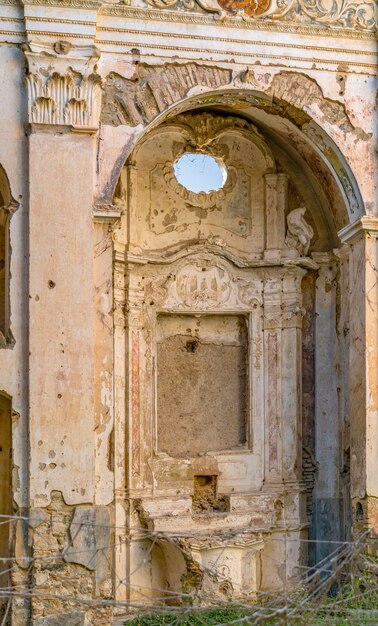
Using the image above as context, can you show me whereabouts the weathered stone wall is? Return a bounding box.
[0,0,376,619]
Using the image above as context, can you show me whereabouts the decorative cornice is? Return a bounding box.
[139,0,376,32]
[0,0,376,37]
[95,25,377,56]
[22,0,101,7]
[95,39,377,71]
[93,204,123,223]
[99,5,376,39]
[338,216,378,243]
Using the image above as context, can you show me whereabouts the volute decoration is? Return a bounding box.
[143,0,376,30]
[285,207,314,256]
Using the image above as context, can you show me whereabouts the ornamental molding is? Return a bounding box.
[163,160,237,213]
[143,0,377,30]
[338,216,378,243]
[0,0,375,35]
[98,6,375,38]
[160,112,259,213]
[24,43,102,128]
[116,0,376,32]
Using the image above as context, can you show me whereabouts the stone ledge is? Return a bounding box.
[338,216,378,243]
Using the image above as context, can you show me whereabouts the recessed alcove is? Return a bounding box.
[156,313,248,456]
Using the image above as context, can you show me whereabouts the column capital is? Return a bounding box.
[338,216,378,244]
[24,42,102,130]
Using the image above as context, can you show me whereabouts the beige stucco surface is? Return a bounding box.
[0,0,377,621]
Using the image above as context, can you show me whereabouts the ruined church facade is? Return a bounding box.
[0,0,377,622]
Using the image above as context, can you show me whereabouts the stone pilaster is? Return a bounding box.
[311,252,341,564]
[24,43,107,623]
[339,217,378,534]
[263,269,305,486]
[263,277,283,484]
[281,268,306,483]
[264,173,287,260]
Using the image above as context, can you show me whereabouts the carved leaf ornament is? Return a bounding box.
[144,0,376,30]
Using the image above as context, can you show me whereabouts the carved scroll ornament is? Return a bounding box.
[143,0,376,30]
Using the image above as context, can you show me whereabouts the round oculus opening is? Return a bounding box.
[173,152,227,194]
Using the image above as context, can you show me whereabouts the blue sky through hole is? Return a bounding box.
[174,153,227,193]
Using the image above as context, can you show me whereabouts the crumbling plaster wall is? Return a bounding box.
[0,44,29,509]
[0,0,376,620]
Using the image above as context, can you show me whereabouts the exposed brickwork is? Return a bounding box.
[25,493,113,625]
[101,63,232,126]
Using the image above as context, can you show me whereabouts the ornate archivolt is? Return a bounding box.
[100,66,365,226]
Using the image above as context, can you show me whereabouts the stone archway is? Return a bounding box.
[97,68,368,228]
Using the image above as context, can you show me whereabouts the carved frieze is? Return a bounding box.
[141,0,376,30]
[175,263,231,308]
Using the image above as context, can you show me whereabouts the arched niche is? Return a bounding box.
[111,107,341,601]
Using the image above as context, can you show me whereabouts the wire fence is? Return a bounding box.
[0,513,377,625]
